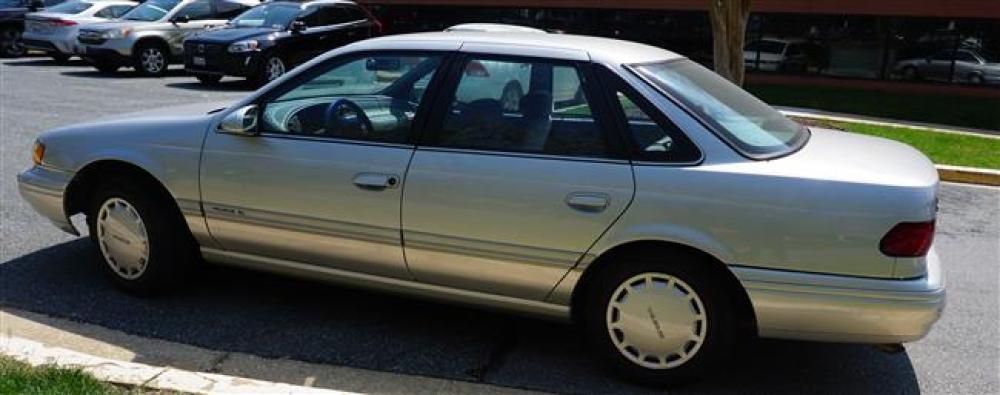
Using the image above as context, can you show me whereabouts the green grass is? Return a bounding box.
[801,119,1000,170]
[747,83,1000,131]
[0,356,125,395]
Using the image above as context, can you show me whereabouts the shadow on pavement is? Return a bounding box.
[166,80,255,92]
[0,239,921,395]
[60,69,189,79]
[1,58,88,67]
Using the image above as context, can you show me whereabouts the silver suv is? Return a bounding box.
[77,0,257,75]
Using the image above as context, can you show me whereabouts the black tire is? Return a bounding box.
[132,41,169,76]
[86,175,198,295]
[0,27,26,58]
[196,74,223,84]
[582,250,736,387]
[968,73,984,85]
[50,52,71,64]
[902,66,919,81]
[90,59,119,74]
[249,53,286,87]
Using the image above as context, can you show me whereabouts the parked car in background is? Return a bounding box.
[77,0,258,75]
[743,37,826,73]
[444,23,546,34]
[894,49,1000,84]
[183,0,379,85]
[19,32,944,387]
[0,0,68,57]
[21,0,134,62]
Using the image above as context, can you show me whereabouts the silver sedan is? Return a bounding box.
[18,32,944,386]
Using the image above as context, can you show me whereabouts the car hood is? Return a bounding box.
[92,100,234,123]
[771,127,938,188]
[188,26,280,43]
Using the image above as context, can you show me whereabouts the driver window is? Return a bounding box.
[261,54,442,144]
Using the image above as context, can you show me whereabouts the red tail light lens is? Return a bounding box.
[49,18,77,26]
[880,221,935,257]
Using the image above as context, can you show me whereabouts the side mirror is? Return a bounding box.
[218,105,259,136]
[290,20,306,33]
[170,15,190,24]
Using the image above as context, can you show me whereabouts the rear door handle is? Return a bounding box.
[353,173,399,190]
[566,192,609,213]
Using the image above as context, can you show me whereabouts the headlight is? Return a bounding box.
[228,40,259,53]
[32,141,45,166]
[101,28,131,39]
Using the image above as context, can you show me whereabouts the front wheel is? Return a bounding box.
[583,251,736,386]
[133,42,169,76]
[87,177,198,294]
[250,54,287,87]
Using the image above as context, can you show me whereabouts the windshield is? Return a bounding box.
[230,3,299,29]
[46,0,91,13]
[121,0,179,21]
[632,59,807,158]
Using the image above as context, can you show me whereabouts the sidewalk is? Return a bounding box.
[0,307,542,395]
[777,106,1000,138]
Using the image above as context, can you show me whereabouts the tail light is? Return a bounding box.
[880,221,935,257]
[465,61,489,77]
[48,18,77,26]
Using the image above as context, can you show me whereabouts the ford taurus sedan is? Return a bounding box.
[18,32,944,386]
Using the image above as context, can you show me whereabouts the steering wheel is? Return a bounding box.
[324,98,374,138]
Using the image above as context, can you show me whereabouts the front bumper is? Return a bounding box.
[78,37,133,62]
[183,45,261,78]
[17,165,77,236]
[735,249,945,344]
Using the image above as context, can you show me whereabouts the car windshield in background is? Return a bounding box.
[46,0,92,14]
[121,0,179,21]
[632,59,807,158]
[230,3,299,29]
[0,0,25,7]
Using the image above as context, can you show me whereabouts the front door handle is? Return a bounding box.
[353,173,399,190]
[566,192,609,213]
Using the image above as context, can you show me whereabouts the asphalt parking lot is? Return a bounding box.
[1,56,998,395]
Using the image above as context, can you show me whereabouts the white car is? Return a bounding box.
[743,37,809,72]
[21,0,135,62]
[444,23,546,34]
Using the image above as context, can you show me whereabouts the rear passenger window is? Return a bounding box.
[428,58,609,158]
[610,86,701,163]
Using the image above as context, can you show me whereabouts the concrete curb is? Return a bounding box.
[0,336,348,394]
[937,165,1000,187]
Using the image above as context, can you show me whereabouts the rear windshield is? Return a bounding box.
[45,0,91,13]
[632,59,807,158]
[121,0,179,21]
[230,3,299,29]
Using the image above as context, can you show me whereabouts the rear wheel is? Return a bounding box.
[968,73,984,85]
[583,250,736,386]
[133,41,169,76]
[902,66,919,81]
[196,74,223,84]
[0,27,26,58]
[87,176,198,295]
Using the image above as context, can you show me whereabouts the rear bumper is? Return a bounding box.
[16,165,78,236]
[735,248,945,344]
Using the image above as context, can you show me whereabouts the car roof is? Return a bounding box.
[445,23,547,34]
[353,31,683,65]
[269,0,357,6]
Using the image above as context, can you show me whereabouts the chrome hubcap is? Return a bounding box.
[606,273,707,369]
[96,198,149,279]
[141,48,165,73]
[266,57,285,81]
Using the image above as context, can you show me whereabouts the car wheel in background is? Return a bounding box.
[583,249,736,386]
[50,52,71,64]
[0,27,26,58]
[902,66,919,81]
[500,81,523,112]
[196,74,223,85]
[133,41,169,76]
[249,54,287,87]
[967,73,984,85]
[87,176,198,295]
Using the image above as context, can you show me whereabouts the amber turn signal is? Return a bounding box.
[32,141,45,165]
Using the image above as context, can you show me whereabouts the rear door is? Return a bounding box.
[401,51,635,301]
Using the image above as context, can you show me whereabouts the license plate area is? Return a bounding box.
[192,56,206,66]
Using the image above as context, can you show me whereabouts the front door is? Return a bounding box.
[401,54,635,300]
[200,53,445,278]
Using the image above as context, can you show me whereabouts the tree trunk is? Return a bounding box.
[708,0,751,86]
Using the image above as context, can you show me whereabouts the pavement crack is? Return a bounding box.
[139,368,168,388]
[465,323,517,383]
[206,352,232,373]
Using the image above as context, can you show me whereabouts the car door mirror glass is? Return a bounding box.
[170,14,190,23]
[290,20,306,32]
[219,105,259,136]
